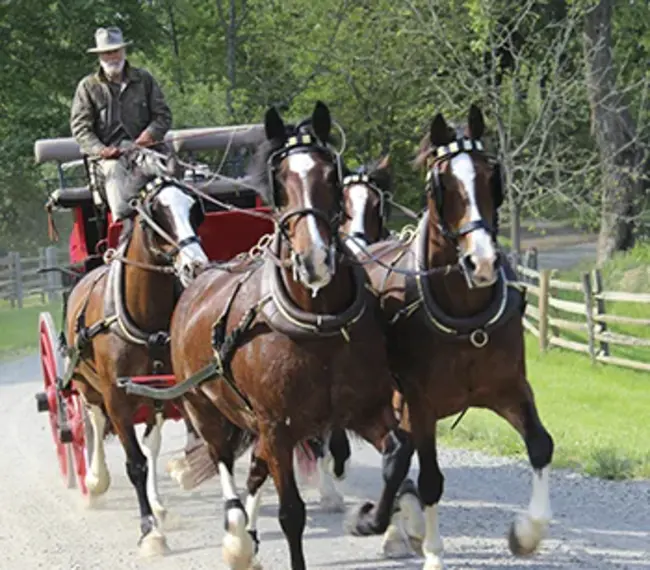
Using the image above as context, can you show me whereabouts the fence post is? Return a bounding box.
[592,269,609,357]
[11,251,23,309]
[45,246,60,303]
[38,247,46,304]
[538,269,550,352]
[581,272,596,362]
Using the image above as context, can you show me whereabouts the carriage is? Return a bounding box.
[33,125,275,495]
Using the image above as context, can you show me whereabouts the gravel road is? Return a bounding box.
[1,354,648,570]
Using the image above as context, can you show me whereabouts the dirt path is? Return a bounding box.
[0,354,647,569]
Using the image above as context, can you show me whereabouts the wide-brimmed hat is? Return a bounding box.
[87,27,132,54]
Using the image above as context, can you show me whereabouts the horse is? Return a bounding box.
[168,101,413,570]
[347,104,555,568]
[63,146,209,555]
[295,153,395,511]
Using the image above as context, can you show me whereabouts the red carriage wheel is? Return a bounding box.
[37,312,75,489]
[67,392,94,496]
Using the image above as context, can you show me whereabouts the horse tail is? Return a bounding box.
[294,439,321,487]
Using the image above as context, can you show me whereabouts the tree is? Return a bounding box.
[583,0,646,263]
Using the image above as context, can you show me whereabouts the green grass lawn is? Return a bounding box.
[438,335,650,480]
[0,297,63,361]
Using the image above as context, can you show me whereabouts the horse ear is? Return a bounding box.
[377,154,391,171]
[264,106,286,142]
[430,113,452,147]
[311,100,331,143]
[467,104,485,139]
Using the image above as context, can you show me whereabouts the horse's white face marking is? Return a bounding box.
[449,153,496,286]
[157,185,208,287]
[287,153,332,293]
[345,184,369,255]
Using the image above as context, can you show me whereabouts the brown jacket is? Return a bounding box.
[70,62,172,156]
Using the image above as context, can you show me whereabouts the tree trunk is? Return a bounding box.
[166,0,184,94]
[226,0,237,120]
[583,0,641,264]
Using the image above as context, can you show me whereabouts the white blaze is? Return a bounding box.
[449,153,495,264]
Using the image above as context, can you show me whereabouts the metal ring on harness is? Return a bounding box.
[469,328,489,348]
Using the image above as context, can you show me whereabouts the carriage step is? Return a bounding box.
[35,392,49,413]
[59,426,73,444]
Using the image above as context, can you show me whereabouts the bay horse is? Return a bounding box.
[63,147,208,555]
[348,104,555,568]
[296,154,395,511]
[168,101,413,570]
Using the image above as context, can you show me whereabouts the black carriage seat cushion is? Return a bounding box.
[49,186,93,209]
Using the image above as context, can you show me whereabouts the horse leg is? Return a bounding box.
[412,425,445,570]
[328,427,351,479]
[104,391,168,556]
[141,411,167,524]
[317,431,345,513]
[245,443,269,569]
[214,456,255,570]
[84,402,111,498]
[260,430,307,570]
[492,390,554,556]
[346,407,418,546]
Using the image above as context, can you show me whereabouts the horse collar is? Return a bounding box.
[405,210,524,346]
[260,232,369,341]
[105,239,170,348]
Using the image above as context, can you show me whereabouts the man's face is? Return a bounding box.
[99,48,126,79]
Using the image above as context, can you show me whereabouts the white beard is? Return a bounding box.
[100,58,125,80]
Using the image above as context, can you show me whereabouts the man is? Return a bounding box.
[70,26,172,225]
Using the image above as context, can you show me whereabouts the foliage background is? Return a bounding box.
[1,0,648,255]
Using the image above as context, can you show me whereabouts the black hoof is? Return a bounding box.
[344,501,383,536]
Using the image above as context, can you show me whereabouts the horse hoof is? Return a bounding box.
[86,470,111,497]
[138,527,170,557]
[222,530,255,570]
[344,501,378,536]
[381,523,414,559]
[423,555,446,570]
[508,515,546,556]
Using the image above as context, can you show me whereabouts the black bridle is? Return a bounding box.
[266,131,346,269]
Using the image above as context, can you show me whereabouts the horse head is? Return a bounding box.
[123,147,209,287]
[340,155,392,254]
[259,101,344,297]
[415,104,504,288]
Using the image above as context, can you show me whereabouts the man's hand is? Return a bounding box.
[99,146,122,159]
[134,130,156,147]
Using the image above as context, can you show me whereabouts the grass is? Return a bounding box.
[438,244,650,480]
[438,335,650,480]
[0,296,63,361]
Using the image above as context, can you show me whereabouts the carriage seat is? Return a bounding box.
[187,176,258,212]
[47,186,94,209]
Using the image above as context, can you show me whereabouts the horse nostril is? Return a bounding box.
[464,254,476,272]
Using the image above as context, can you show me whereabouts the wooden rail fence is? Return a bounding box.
[0,246,62,308]
[515,249,650,373]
